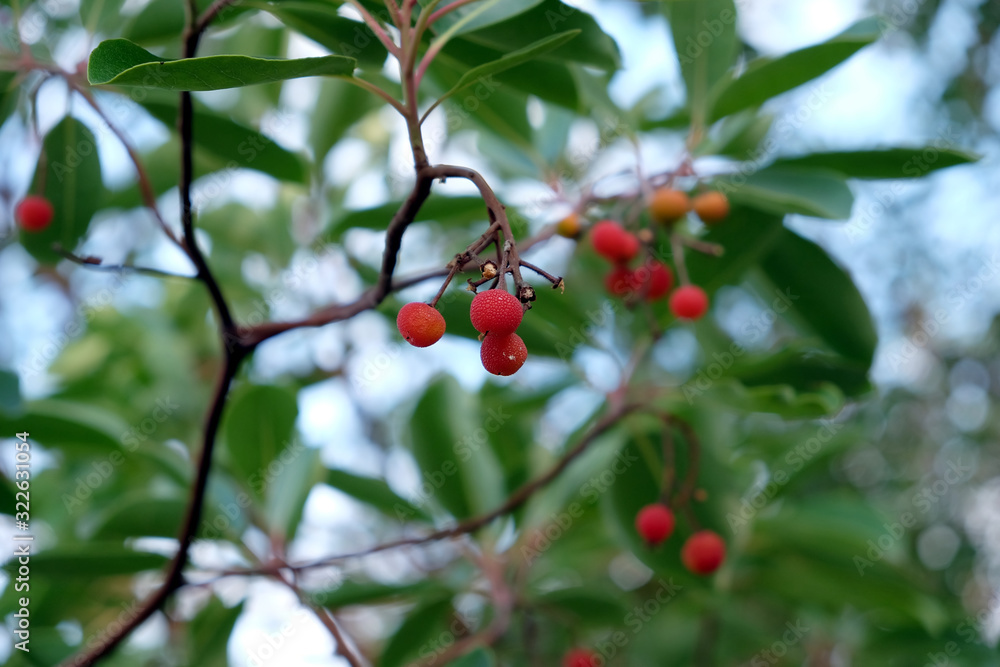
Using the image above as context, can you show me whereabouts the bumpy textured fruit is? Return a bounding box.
[681,530,726,575]
[649,188,690,224]
[563,648,599,667]
[481,333,527,376]
[635,503,675,546]
[605,266,636,296]
[590,220,639,263]
[669,285,709,320]
[396,303,446,347]
[556,213,582,238]
[470,289,523,335]
[15,196,54,232]
[692,191,730,224]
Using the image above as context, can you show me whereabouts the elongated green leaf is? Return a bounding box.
[720,167,854,220]
[90,495,185,539]
[21,117,103,264]
[141,100,309,183]
[3,544,169,578]
[222,385,299,499]
[758,229,877,366]
[88,39,356,91]
[769,147,980,179]
[425,0,544,35]
[729,344,871,397]
[408,376,504,520]
[0,370,20,415]
[534,588,629,627]
[122,0,247,45]
[380,596,454,667]
[265,445,321,541]
[710,18,880,120]
[665,0,738,118]
[191,599,244,667]
[313,579,443,609]
[326,469,431,522]
[429,30,580,114]
[325,196,487,241]
[0,401,126,455]
[457,0,620,71]
[262,3,388,66]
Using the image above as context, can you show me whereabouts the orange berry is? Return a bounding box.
[396,303,446,347]
[692,191,729,224]
[649,188,690,225]
[556,213,582,238]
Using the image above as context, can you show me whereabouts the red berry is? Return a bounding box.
[396,302,446,347]
[635,261,673,301]
[15,196,54,232]
[480,333,527,376]
[635,503,675,546]
[563,648,599,667]
[590,220,639,263]
[681,530,726,575]
[604,266,636,296]
[470,289,522,335]
[669,285,709,320]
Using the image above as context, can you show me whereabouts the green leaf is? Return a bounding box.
[122,0,186,45]
[0,400,126,455]
[429,30,581,114]
[720,167,854,220]
[710,18,880,121]
[2,544,169,578]
[380,596,454,667]
[88,39,356,91]
[684,206,786,296]
[325,195,487,241]
[758,229,877,366]
[264,445,321,540]
[262,3,388,66]
[140,100,309,183]
[408,376,504,520]
[222,385,299,500]
[690,379,846,419]
[425,0,544,35]
[729,344,871,397]
[89,495,185,539]
[313,579,444,609]
[456,0,620,71]
[665,0,738,119]
[311,77,381,162]
[451,649,496,667]
[190,599,244,667]
[534,588,628,627]
[769,147,980,179]
[21,117,103,264]
[326,469,431,522]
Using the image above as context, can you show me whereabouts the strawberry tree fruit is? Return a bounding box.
[640,261,673,301]
[563,648,599,667]
[669,285,709,320]
[692,191,730,224]
[635,503,675,546]
[590,220,639,263]
[681,530,726,575]
[480,332,527,376]
[556,213,582,238]
[15,195,54,232]
[605,266,636,297]
[649,187,690,225]
[396,303,446,347]
[470,289,523,335]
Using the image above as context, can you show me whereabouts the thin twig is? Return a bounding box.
[55,247,193,279]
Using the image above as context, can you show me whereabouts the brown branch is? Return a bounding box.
[277,572,366,667]
[226,403,637,575]
[54,247,193,280]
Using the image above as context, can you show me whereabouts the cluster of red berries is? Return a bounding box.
[395,289,528,376]
[635,503,726,574]
[15,195,54,232]
[588,219,709,321]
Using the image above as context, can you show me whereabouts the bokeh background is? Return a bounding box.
[1,0,999,665]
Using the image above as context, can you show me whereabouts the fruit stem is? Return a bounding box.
[670,233,691,285]
[518,259,563,289]
[659,426,677,504]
